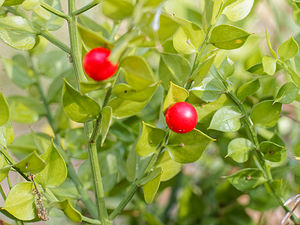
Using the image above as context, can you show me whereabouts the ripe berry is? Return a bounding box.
[165,102,198,134]
[83,47,118,81]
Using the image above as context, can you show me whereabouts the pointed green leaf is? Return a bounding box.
[13,151,46,174]
[237,78,260,100]
[3,0,25,6]
[3,182,35,221]
[51,199,82,222]
[278,36,299,60]
[223,0,254,21]
[136,122,166,157]
[0,92,9,126]
[0,155,10,182]
[143,171,161,204]
[0,121,14,148]
[79,81,109,94]
[191,54,216,86]
[155,150,182,181]
[209,106,242,132]
[250,100,281,128]
[219,56,235,78]
[260,141,286,162]
[163,82,189,112]
[262,56,276,75]
[35,141,67,187]
[209,25,251,49]
[166,129,215,163]
[62,80,100,123]
[100,106,113,146]
[159,53,191,89]
[226,138,255,163]
[21,0,39,10]
[275,82,299,104]
[102,0,134,20]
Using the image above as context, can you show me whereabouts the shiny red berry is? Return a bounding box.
[83,47,118,81]
[165,102,198,134]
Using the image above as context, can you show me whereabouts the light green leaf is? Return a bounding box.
[163,82,189,112]
[227,168,267,191]
[237,78,260,101]
[113,82,159,102]
[166,129,215,163]
[155,150,182,181]
[191,54,216,87]
[260,141,286,162]
[51,199,82,222]
[79,81,109,94]
[62,80,100,123]
[1,57,35,89]
[223,0,254,21]
[3,182,35,221]
[121,56,155,88]
[173,21,204,54]
[100,106,112,146]
[0,155,10,182]
[159,53,191,89]
[3,0,25,6]
[262,56,277,75]
[275,82,299,104]
[0,16,36,50]
[35,141,67,187]
[0,92,9,126]
[21,0,39,10]
[13,151,46,173]
[7,96,46,124]
[266,30,277,59]
[209,25,251,49]
[226,138,255,163]
[250,100,281,128]
[136,122,166,157]
[278,36,299,60]
[0,121,14,148]
[102,0,134,20]
[209,106,242,132]
[143,172,161,204]
[219,56,235,78]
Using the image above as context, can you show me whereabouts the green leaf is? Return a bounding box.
[191,77,226,102]
[209,25,251,50]
[1,57,35,89]
[219,56,235,78]
[3,0,25,6]
[173,21,204,54]
[35,141,67,187]
[262,56,277,75]
[237,78,260,101]
[3,182,35,221]
[126,146,137,182]
[121,56,155,88]
[136,122,166,157]
[163,82,189,112]
[51,199,82,222]
[0,155,10,182]
[250,100,281,128]
[275,82,299,104]
[209,106,242,132]
[113,82,159,102]
[260,141,286,162]
[143,172,161,204]
[159,53,191,89]
[7,96,46,124]
[0,16,36,50]
[278,36,299,60]
[223,0,254,21]
[0,121,14,148]
[62,80,100,123]
[266,30,277,59]
[13,151,46,174]
[79,81,109,94]
[21,0,39,10]
[226,138,255,163]
[155,150,182,181]
[191,54,216,87]
[100,106,112,146]
[166,129,215,163]
[226,168,267,191]
[102,0,134,20]
[0,92,9,126]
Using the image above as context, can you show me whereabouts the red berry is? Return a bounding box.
[165,102,198,134]
[83,47,118,81]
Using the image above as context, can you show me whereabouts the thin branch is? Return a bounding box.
[72,0,101,16]
[40,1,69,20]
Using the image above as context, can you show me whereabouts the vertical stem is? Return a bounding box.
[0,185,6,200]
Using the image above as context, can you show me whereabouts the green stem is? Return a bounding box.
[0,185,6,200]
[16,220,24,225]
[82,216,102,225]
[40,1,69,20]
[108,183,138,220]
[72,0,101,16]
[39,31,71,54]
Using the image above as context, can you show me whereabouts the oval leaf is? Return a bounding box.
[163,82,189,112]
[226,138,255,163]
[278,36,299,60]
[223,0,254,21]
[262,55,277,75]
[275,82,299,104]
[260,141,286,162]
[237,78,260,101]
[13,151,46,174]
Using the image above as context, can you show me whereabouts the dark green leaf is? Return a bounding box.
[260,141,286,162]
[237,78,260,100]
